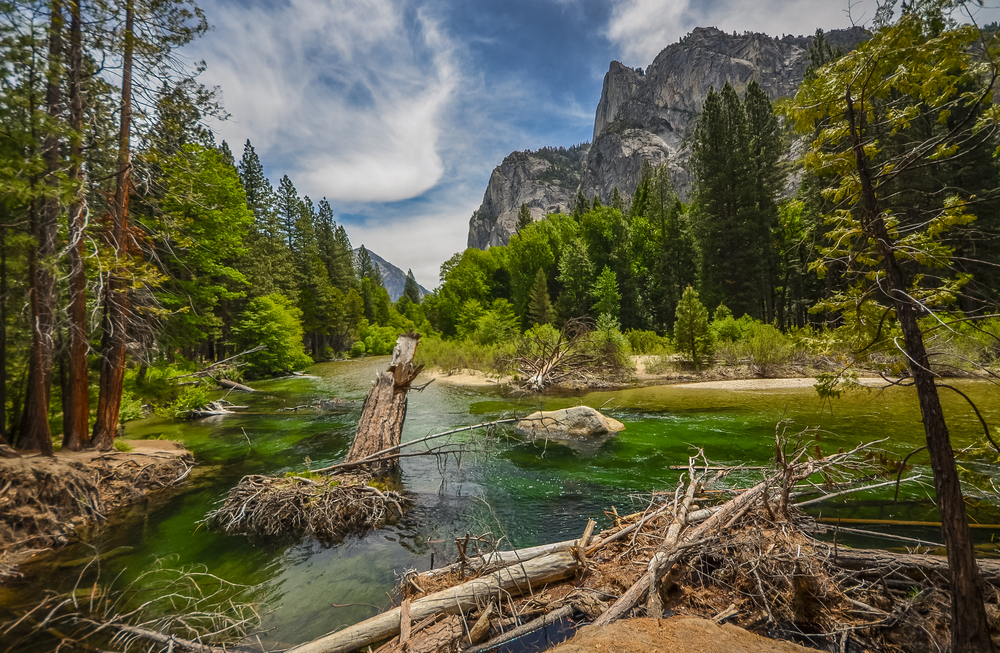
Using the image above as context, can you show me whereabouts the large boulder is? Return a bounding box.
[515,406,625,438]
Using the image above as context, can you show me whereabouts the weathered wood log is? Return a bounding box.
[284,551,581,653]
[419,539,580,580]
[344,331,423,476]
[218,378,257,393]
[824,546,1000,587]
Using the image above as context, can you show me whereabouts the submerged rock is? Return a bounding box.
[516,406,625,438]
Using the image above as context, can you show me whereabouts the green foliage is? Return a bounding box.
[414,337,514,374]
[591,313,632,371]
[741,322,792,377]
[517,203,532,232]
[590,266,621,319]
[674,286,713,367]
[113,440,135,453]
[625,329,671,355]
[527,268,556,326]
[403,269,421,304]
[232,293,313,376]
[119,390,146,424]
[171,385,211,413]
[349,341,366,358]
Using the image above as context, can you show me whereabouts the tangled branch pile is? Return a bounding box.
[286,436,1000,653]
[499,318,630,390]
[202,474,408,543]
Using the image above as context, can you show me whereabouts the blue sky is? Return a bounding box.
[189,0,1000,288]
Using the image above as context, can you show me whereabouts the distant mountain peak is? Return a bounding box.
[353,248,431,301]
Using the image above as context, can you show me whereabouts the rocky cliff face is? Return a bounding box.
[467,145,589,249]
[582,26,869,201]
[468,26,869,249]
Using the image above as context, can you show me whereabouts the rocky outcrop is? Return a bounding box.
[469,26,869,249]
[582,26,869,201]
[467,146,589,250]
[354,248,430,301]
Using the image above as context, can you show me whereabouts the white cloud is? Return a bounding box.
[605,0,1000,67]
[194,0,457,203]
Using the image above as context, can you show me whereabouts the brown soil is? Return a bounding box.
[550,616,816,653]
[0,440,194,582]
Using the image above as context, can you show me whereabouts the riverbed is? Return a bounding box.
[4,358,999,651]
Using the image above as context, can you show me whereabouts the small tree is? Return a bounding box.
[527,268,555,326]
[403,269,421,304]
[590,265,621,319]
[674,285,712,367]
[516,203,532,232]
[232,293,313,377]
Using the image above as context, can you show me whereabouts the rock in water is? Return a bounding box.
[516,406,625,438]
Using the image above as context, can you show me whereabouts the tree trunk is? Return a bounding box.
[285,551,580,653]
[63,0,89,451]
[0,223,8,440]
[845,89,994,653]
[21,1,64,455]
[345,331,423,476]
[92,2,134,451]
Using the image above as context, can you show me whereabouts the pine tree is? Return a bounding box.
[571,190,589,219]
[673,285,712,368]
[590,266,620,319]
[527,268,555,326]
[610,187,625,213]
[356,246,384,287]
[238,140,278,238]
[403,269,421,304]
[277,175,299,251]
[556,237,593,319]
[516,203,532,232]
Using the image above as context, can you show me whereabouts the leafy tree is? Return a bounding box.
[232,293,312,377]
[793,5,1000,648]
[155,144,253,352]
[674,285,712,367]
[590,265,621,319]
[516,203,532,232]
[403,269,421,304]
[527,268,555,326]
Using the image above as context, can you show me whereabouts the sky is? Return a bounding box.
[188,0,1000,289]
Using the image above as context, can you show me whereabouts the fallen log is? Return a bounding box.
[217,378,257,393]
[284,551,581,653]
[466,603,576,653]
[344,331,423,476]
[824,546,1000,587]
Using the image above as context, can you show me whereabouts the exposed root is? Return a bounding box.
[202,473,409,542]
[0,443,194,581]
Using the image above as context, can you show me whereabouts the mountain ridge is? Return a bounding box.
[353,248,431,301]
[467,25,869,250]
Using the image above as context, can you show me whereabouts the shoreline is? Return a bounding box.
[0,439,194,583]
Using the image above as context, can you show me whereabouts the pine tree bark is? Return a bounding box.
[845,89,994,653]
[21,1,64,455]
[92,2,134,451]
[63,0,89,451]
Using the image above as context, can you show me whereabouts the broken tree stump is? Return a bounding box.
[344,331,423,477]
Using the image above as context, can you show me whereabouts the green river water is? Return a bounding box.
[4,358,1000,650]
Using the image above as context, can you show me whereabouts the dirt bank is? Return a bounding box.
[0,440,194,582]
[550,616,815,653]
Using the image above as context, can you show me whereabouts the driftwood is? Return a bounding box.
[168,346,267,380]
[284,551,581,653]
[187,400,249,418]
[217,378,257,393]
[465,603,576,653]
[344,331,424,476]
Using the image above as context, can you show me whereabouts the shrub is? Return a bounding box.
[231,293,313,377]
[592,313,632,372]
[743,322,791,377]
[625,329,670,355]
[674,286,714,368]
[172,385,211,413]
[113,440,134,452]
[119,390,145,423]
[349,341,366,358]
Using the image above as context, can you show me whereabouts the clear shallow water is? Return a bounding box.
[4,360,1000,649]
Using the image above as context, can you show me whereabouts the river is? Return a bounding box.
[4,358,1000,650]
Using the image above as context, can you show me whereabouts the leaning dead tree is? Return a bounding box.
[345,330,423,476]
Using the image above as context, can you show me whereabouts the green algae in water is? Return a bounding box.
[4,364,999,651]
